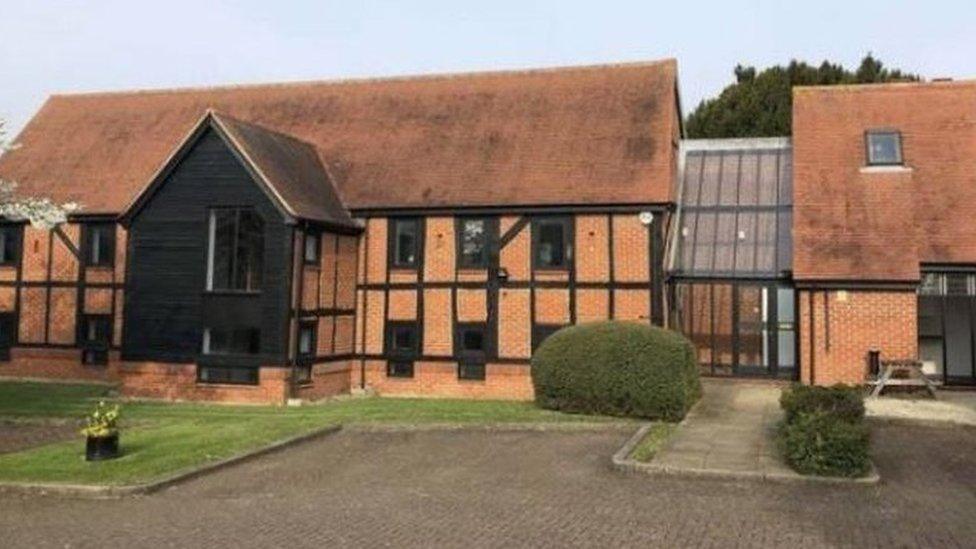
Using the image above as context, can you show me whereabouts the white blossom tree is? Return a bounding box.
[0,118,78,229]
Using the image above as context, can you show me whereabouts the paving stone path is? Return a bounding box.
[2,419,975,547]
[651,379,794,477]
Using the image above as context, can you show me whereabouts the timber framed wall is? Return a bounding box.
[0,220,126,382]
[353,206,667,400]
[292,227,360,400]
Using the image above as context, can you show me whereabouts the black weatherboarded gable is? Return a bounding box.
[123,127,291,365]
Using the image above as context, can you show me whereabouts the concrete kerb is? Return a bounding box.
[0,424,342,499]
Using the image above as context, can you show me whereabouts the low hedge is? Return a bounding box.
[530,321,700,421]
[780,384,865,423]
[778,384,871,478]
[779,411,871,477]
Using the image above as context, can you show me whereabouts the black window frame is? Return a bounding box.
[389,217,422,270]
[206,207,265,293]
[80,314,112,366]
[531,216,572,270]
[83,222,116,268]
[532,324,566,353]
[0,224,22,266]
[456,217,494,270]
[197,364,259,385]
[385,320,420,378]
[303,230,320,265]
[865,130,904,167]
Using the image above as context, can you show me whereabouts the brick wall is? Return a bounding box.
[119,362,291,404]
[798,290,917,385]
[361,360,534,400]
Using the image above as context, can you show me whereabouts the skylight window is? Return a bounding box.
[866,131,903,166]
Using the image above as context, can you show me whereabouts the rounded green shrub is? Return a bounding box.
[778,411,871,478]
[530,321,700,421]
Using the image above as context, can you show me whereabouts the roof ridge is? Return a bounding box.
[48,58,676,99]
[794,78,976,93]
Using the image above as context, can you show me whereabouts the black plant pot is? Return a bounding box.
[85,433,120,461]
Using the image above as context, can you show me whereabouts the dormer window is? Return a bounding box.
[866,130,903,166]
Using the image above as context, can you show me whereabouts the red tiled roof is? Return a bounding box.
[0,60,680,215]
[792,79,976,282]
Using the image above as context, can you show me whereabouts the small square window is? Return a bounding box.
[455,323,487,358]
[532,217,571,269]
[387,361,414,378]
[85,223,116,267]
[304,232,320,264]
[458,363,486,381]
[389,218,421,269]
[386,321,419,358]
[295,363,313,384]
[866,131,903,166]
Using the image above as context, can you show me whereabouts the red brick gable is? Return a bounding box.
[792,80,976,282]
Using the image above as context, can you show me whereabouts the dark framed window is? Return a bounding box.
[304,231,320,265]
[0,313,15,361]
[532,324,565,353]
[455,322,487,357]
[80,315,112,366]
[865,130,903,166]
[298,321,317,361]
[202,327,261,355]
[83,223,115,267]
[386,321,419,378]
[207,208,264,292]
[0,225,21,266]
[389,218,421,269]
[457,217,492,269]
[198,365,259,385]
[532,217,572,269]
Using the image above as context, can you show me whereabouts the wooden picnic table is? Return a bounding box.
[868,359,939,398]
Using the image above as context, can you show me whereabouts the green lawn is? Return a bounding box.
[0,381,627,486]
[628,423,676,462]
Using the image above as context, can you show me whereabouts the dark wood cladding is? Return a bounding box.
[123,128,291,363]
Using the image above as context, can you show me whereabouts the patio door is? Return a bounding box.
[918,272,976,385]
[673,281,796,379]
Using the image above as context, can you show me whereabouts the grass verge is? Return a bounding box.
[0,381,627,486]
[628,423,676,462]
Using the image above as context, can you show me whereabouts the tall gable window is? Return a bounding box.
[532,217,572,269]
[389,218,421,269]
[866,130,903,166]
[84,223,115,267]
[207,208,264,292]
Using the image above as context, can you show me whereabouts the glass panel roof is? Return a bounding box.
[671,141,792,279]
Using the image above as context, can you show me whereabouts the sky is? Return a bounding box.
[2,0,974,136]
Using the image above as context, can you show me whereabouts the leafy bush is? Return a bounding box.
[80,401,120,438]
[779,411,871,477]
[780,384,865,423]
[530,321,700,421]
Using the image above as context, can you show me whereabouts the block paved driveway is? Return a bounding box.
[2,421,976,548]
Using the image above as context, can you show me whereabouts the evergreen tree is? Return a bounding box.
[685,54,920,138]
